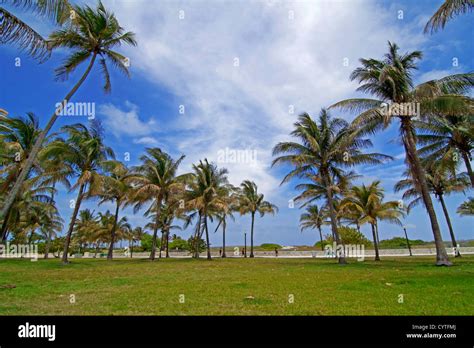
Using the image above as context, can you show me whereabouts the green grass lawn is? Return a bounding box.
[0,256,473,315]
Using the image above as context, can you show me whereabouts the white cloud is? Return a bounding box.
[99,101,157,138]
[104,0,427,199]
[133,136,159,146]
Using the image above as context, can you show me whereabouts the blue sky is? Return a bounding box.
[1,0,473,247]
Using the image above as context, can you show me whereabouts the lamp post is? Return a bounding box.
[403,226,412,256]
[244,232,247,258]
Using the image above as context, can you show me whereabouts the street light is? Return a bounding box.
[403,225,412,256]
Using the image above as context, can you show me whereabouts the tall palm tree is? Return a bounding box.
[98,161,132,260]
[395,165,469,257]
[415,115,474,187]
[186,159,230,259]
[129,148,188,261]
[214,185,238,258]
[425,0,474,33]
[238,180,278,258]
[272,110,390,264]
[0,0,71,61]
[341,181,404,261]
[457,197,474,216]
[1,1,137,224]
[43,121,114,263]
[299,205,328,251]
[330,42,473,265]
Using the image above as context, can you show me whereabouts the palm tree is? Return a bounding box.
[186,159,230,259]
[214,186,238,258]
[74,209,100,253]
[238,180,278,258]
[98,161,132,260]
[425,0,474,33]
[272,110,390,264]
[43,121,114,263]
[0,1,137,224]
[341,181,404,261]
[0,112,44,241]
[330,42,473,265]
[299,205,328,250]
[415,115,474,187]
[457,197,474,216]
[130,226,146,258]
[395,164,469,257]
[129,148,188,261]
[0,0,71,61]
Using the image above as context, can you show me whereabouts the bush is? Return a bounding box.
[378,237,426,249]
[169,237,189,251]
[259,243,282,250]
[324,226,373,247]
[140,233,159,252]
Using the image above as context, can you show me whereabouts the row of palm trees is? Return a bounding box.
[272,41,473,265]
[1,0,473,266]
[0,113,277,262]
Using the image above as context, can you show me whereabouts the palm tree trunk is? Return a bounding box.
[62,183,85,264]
[44,232,51,259]
[0,207,12,242]
[165,229,170,258]
[193,213,202,258]
[0,52,98,223]
[322,168,346,264]
[318,226,324,251]
[461,151,474,188]
[438,194,461,257]
[107,200,120,260]
[400,118,451,266]
[159,230,164,259]
[150,197,162,261]
[130,239,133,258]
[222,219,227,258]
[371,223,380,261]
[204,214,211,260]
[250,212,255,258]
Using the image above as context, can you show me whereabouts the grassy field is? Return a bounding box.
[0,256,473,315]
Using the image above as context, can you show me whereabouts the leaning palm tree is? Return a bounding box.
[330,42,473,265]
[128,148,188,261]
[457,197,474,216]
[395,164,469,257]
[238,180,278,258]
[43,121,114,263]
[341,181,404,261]
[1,0,137,224]
[97,161,132,260]
[0,0,71,61]
[299,205,328,251]
[415,115,474,187]
[424,0,474,34]
[186,159,230,259]
[272,110,391,264]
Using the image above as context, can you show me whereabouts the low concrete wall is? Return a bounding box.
[67,247,474,259]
